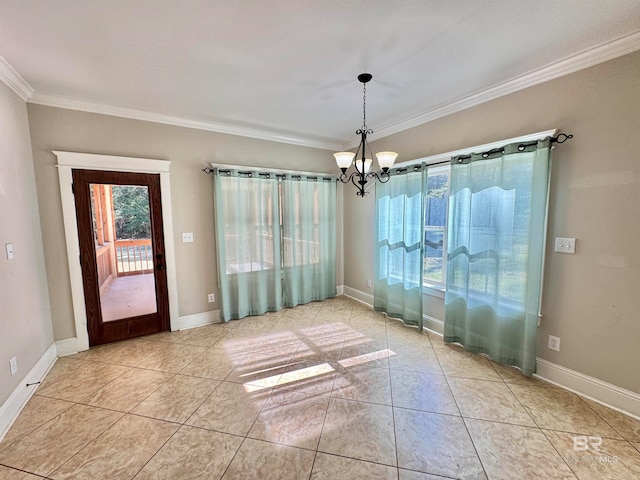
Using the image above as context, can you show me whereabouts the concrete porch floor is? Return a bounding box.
[101,273,156,322]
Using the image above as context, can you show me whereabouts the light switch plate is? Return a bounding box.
[554,237,576,254]
[182,232,194,243]
[5,243,14,260]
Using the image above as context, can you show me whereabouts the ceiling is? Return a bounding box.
[1,1,639,150]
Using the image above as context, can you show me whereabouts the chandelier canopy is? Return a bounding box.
[334,73,397,196]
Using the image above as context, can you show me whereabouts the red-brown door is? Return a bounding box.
[72,169,170,346]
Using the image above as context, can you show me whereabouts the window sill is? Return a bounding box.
[423,283,445,299]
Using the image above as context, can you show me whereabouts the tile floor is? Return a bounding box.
[1,296,639,479]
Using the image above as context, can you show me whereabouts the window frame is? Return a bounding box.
[423,164,450,290]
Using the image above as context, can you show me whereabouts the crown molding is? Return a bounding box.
[9,30,639,151]
[28,93,340,150]
[345,30,640,148]
[0,55,35,101]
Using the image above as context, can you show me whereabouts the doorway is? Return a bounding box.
[72,169,170,346]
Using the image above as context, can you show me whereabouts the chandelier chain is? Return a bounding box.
[362,82,367,129]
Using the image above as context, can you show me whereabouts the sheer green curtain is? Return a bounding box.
[281,176,336,306]
[213,170,282,321]
[213,169,336,321]
[444,139,551,376]
[374,164,427,328]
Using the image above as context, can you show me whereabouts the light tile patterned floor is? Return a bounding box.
[1,297,639,479]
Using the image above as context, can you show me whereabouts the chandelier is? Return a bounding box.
[334,73,398,196]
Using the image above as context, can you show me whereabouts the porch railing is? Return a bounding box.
[115,239,153,275]
[96,243,114,290]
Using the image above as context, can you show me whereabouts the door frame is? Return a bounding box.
[54,151,179,352]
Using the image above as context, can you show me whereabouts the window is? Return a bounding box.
[213,171,337,319]
[219,176,278,274]
[281,184,322,268]
[217,174,334,275]
[420,163,531,302]
[423,166,450,286]
[421,165,528,298]
[383,131,555,296]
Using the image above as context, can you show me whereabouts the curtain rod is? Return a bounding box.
[202,162,334,178]
[391,130,564,170]
[202,133,573,178]
[390,132,574,172]
[451,133,573,164]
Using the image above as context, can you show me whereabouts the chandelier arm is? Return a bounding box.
[354,131,364,165]
[367,171,391,184]
[362,128,374,160]
[350,171,366,196]
[337,171,356,184]
[354,128,375,176]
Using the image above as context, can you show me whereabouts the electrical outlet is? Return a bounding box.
[182,232,194,243]
[548,335,561,352]
[208,293,215,303]
[10,356,17,376]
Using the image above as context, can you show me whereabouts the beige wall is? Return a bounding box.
[27,105,342,341]
[0,84,54,405]
[344,191,376,294]
[344,50,640,394]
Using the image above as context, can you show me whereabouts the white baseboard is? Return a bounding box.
[342,286,445,336]
[343,286,374,307]
[427,330,640,420]
[0,343,58,443]
[535,358,640,420]
[423,314,444,335]
[53,311,223,354]
[55,337,79,357]
[177,310,221,331]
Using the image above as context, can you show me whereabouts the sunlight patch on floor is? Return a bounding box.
[244,362,334,392]
[338,349,396,368]
[242,348,397,392]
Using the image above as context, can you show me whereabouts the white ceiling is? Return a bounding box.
[1,1,639,149]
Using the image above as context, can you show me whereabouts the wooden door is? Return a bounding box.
[72,169,170,346]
